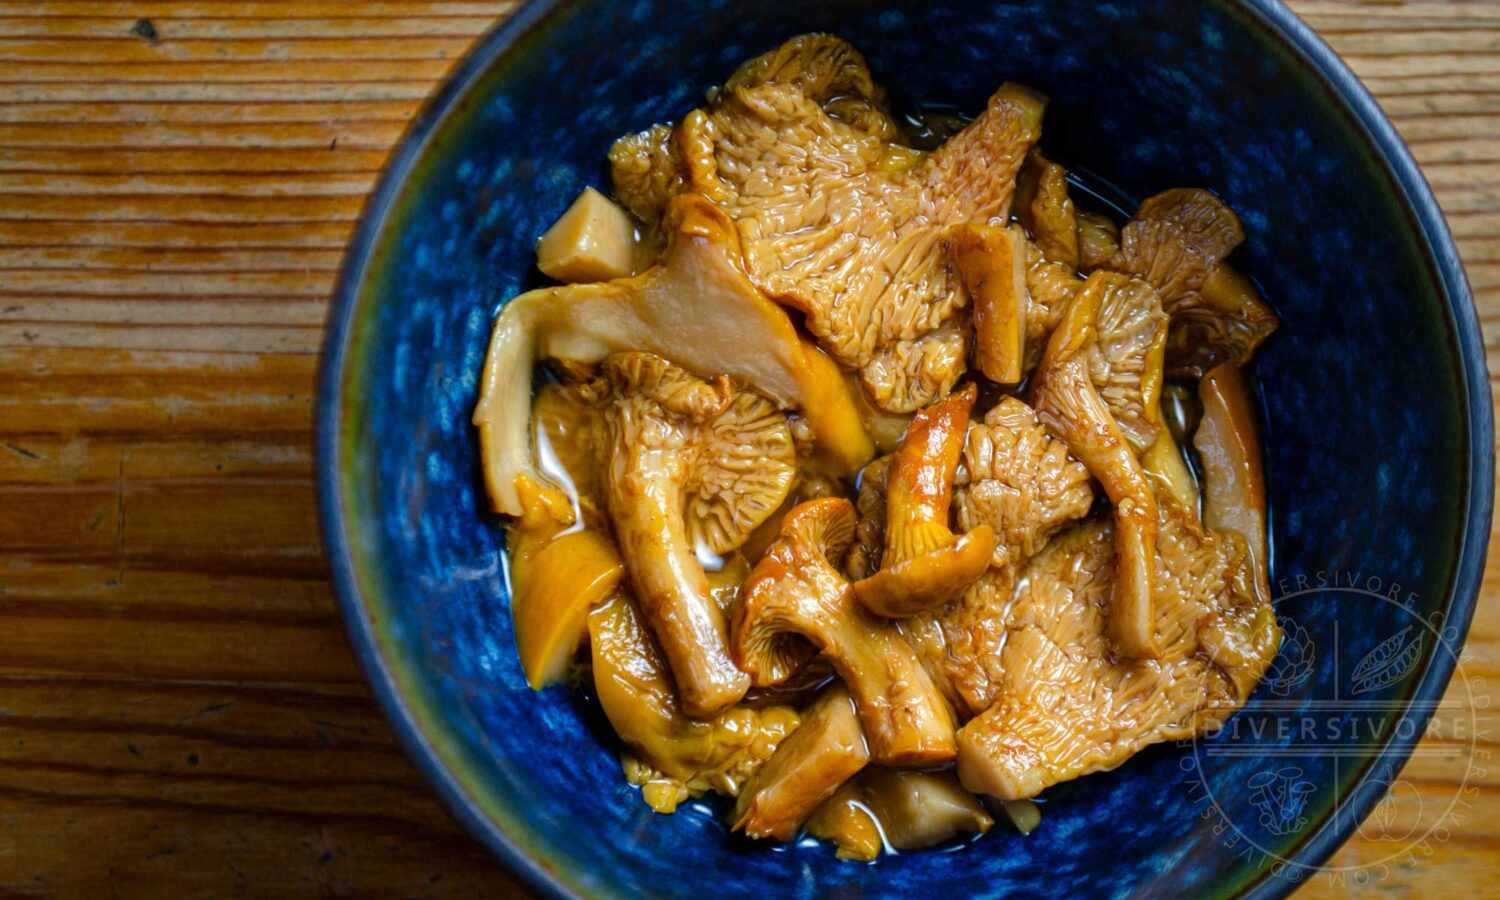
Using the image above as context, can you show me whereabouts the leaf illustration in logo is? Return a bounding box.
[1265,617,1314,697]
[1351,624,1422,695]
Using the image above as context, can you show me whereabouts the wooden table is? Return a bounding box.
[0,2,1492,896]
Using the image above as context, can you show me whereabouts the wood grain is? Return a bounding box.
[0,2,1492,897]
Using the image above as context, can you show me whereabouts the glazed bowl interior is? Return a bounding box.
[319,1,1490,897]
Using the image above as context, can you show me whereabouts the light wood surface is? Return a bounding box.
[0,2,1492,897]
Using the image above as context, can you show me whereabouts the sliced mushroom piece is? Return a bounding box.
[1195,362,1270,601]
[853,385,996,618]
[1104,188,1277,377]
[1030,273,1160,658]
[589,592,799,810]
[504,475,625,689]
[806,769,992,860]
[598,353,795,716]
[1015,150,1079,268]
[952,223,1029,384]
[474,193,872,518]
[731,685,869,841]
[732,498,957,765]
[535,186,638,283]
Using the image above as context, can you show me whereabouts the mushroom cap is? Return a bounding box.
[1086,273,1169,455]
[852,525,995,618]
[731,498,858,686]
[674,37,1044,412]
[953,396,1095,571]
[1108,187,1244,304]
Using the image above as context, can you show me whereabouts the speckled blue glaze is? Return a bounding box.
[318,1,1492,898]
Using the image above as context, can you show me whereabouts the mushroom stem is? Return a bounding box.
[607,447,751,717]
[830,608,957,764]
[852,384,996,618]
[1195,362,1269,602]
[1031,275,1159,658]
[733,499,956,765]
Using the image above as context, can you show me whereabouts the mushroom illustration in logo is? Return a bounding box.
[1247,767,1317,836]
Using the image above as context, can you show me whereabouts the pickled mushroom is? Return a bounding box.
[535,187,638,283]
[807,769,993,861]
[669,34,1045,410]
[731,498,957,765]
[852,385,996,618]
[589,593,798,811]
[956,504,1280,801]
[1195,362,1270,601]
[474,193,872,518]
[732,685,870,840]
[1105,188,1278,376]
[952,223,1029,385]
[596,353,794,716]
[474,32,1287,860]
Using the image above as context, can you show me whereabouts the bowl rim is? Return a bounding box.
[315,2,1494,897]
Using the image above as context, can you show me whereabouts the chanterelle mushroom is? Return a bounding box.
[1104,188,1278,377]
[1022,238,1084,370]
[731,498,956,765]
[956,502,1281,801]
[474,193,871,518]
[807,768,993,861]
[630,34,1045,411]
[955,397,1097,572]
[1088,274,1169,454]
[1015,150,1079,269]
[952,224,1029,384]
[1030,272,1162,658]
[853,398,1094,718]
[852,385,996,618]
[596,352,794,716]
[589,592,799,813]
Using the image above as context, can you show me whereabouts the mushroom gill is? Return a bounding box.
[597,352,795,717]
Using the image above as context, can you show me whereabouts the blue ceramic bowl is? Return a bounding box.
[318,1,1492,897]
